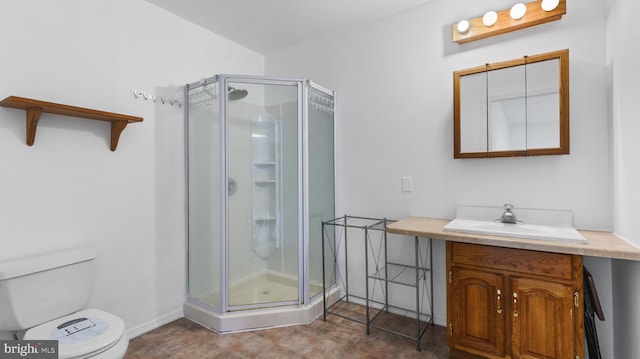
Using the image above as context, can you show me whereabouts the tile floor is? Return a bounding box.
[125,302,449,358]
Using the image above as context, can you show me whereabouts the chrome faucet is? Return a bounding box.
[496,204,523,224]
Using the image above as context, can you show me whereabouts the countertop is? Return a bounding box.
[386,216,640,261]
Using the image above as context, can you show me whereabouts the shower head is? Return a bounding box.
[228,86,248,101]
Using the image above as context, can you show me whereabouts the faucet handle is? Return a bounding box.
[504,203,514,211]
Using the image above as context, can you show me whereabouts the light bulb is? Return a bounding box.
[483,11,498,27]
[541,0,560,11]
[510,3,527,19]
[457,20,470,34]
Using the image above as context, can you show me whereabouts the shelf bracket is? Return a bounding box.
[25,107,43,146]
[110,120,129,151]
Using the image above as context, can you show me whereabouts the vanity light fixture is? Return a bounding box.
[457,20,470,34]
[452,0,567,44]
[510,3,527,19]
[541,0,560,11]
[482,11,498,26]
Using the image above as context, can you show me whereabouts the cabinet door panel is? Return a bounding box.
[511,277,575,359]
[450,267,505,357]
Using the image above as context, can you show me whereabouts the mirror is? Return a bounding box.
[454,49,569,158]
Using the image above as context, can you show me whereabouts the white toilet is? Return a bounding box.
[0,247,129,359]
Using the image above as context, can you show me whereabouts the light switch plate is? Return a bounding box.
[402,177,413,192]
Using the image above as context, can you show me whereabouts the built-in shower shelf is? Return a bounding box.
[254,162,276,166]
[0,96,143,151]
[255,180,276,184]
[254,217,277,222]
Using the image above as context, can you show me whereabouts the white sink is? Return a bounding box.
[443,218,587,243]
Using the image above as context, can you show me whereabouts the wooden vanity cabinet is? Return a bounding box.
[447,242,584,359]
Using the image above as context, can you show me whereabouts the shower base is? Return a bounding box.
[197,272,323,306]
[185,272,339,333]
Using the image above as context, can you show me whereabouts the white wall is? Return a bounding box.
[266,0,615,356]
[2,0,636,357]
[267,0,609,229]
[0,0,263,338]
[608,0,640,357]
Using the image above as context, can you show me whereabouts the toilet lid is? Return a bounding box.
[24,308,125,359]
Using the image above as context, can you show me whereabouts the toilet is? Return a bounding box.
[0,247,129,359]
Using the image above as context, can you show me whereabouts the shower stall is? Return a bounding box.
[184,75,337,332]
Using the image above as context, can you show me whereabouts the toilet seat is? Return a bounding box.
[24,308,128,359]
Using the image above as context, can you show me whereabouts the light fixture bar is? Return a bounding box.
[452,0,566,44]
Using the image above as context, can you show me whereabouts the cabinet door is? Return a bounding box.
[511,277,576,359]
[449,267,505,357]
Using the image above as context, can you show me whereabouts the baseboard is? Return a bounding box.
[126,309,184,339]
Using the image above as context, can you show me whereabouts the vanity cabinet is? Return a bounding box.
[447,242,583,359]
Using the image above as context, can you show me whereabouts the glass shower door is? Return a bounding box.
[226,80,300,309]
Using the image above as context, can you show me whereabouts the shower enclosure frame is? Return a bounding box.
[183,74,339,332]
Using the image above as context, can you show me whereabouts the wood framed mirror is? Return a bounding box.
[453,49,569,158]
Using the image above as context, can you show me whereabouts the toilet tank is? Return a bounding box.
[0,247,97,331]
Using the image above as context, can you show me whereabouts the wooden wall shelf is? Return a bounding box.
[0,96,143,151]
[452,0,566,44]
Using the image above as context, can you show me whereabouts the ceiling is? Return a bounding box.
[145,0,434,55]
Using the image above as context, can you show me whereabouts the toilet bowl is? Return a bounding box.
[0,247,129,359]
[24,309,128,359]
